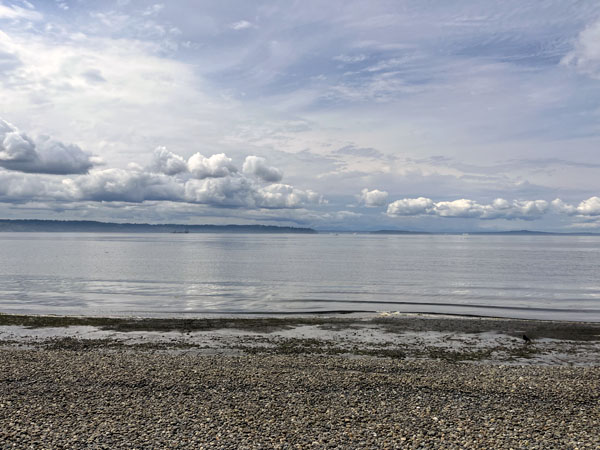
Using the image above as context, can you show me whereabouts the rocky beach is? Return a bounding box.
[1,313,599,448]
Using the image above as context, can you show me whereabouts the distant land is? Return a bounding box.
[1,220,599,235]
[0,219,316,234]
[371,229,600,236]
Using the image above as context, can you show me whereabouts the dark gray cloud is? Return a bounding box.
[0,119,97,174]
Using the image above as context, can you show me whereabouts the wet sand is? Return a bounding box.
[2,312,600,364]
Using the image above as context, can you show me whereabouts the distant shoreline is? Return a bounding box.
[0,219,316,234]
[1,219,599,235]
[369,229,600,236]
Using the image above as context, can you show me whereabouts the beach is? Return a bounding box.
[1,313,599,448]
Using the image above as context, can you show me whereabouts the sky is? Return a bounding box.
[1,0,600,231]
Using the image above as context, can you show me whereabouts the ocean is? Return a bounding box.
[0,232,599,321]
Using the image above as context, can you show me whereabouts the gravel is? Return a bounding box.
[1,349,599,449]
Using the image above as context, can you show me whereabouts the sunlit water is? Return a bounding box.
[0,232,599,321]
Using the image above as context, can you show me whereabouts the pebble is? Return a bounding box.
[0,349,598,448]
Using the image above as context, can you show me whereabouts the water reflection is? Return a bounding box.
[0,233,599,320]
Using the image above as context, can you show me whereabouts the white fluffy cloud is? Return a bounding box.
[387,197,549,220]
[509,200,549,219]
[184,175,254,206]
[257,184,323,209]
[153,150,281,185]
[0,147,324,211]
[434,199,485,218]
[386,197,434,216]
[63,168,184,203]
[358,188,388,207]
[553,196,600,216]
[183,177,323,209]
[576,196,600,216]
[242,156,283,182]
[188,153,237,179]
[151,147,188,176]
[0,119,97,175]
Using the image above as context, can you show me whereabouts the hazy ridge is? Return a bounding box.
[0,219,316,234]
[1,220,599,235]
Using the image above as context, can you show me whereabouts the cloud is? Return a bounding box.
[63,168,184,203]
[334,145,384,159]
[81,69,106,84]
[0,170,68,203]
[387,197,549,220]
[0,46,20,75]
[550,197,600,216]
[550,198,577,215]
[432,199,485,218]
[0,3,42,21]
[151,146,188,175]
[509,200,549,219]
[187,153,237,179]
[387,197,434,216]
[326,72,421,103]
[562,20,600,78]
[184,175,254,206]
[358,188,388,207]
[257,183,324,209]
[229,20,253,30]
[0,119,35,162]
[142,4,164,16]
[334,54,367,64]
[0,149,325,211]
[384,196,600,222]
[554,196,600,216]
[242,155,283,182]
[0,118,97,174]
[576,196,600,216]
[183,178,323,209]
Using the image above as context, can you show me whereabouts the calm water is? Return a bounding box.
[0,232,599,321]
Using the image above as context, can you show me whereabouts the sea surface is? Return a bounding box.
[0,232,599,321]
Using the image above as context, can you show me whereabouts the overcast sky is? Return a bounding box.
[1,0,600,231]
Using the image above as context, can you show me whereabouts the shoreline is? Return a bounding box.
[3,309,600,325]
[2,311,600,365]
[3,302,599,322]
[2,312,600,447]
